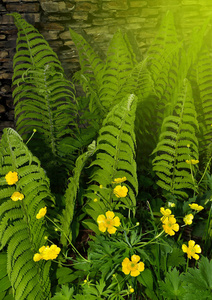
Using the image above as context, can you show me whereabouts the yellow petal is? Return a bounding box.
[194,245,201,253]
[106,211,115,219]
[182,244,188,253]
[131,255,140,263]
[122,257,130,267]
[107,226,117,234]
[97,215,106,223]
[33,253,42,262]
[130,270,140,277]
[98,223,107,233]
[137,261,145,272]
[193,254,200,260]
[122,266,130,275]
[113,216,120,227]
[188,240,195,248]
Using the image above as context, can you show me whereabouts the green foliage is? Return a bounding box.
[152,79,199,198]
[182,256,212,300]
[60,141,96,246]
[0,128,54,299]
[159,268,186,299]
[86,94,138,218]
[11,13,78,189]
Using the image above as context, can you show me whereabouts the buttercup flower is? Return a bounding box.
[122,255,145,277]
[167,202,176,208]
[112,177,127,184]
[93,198,98,202]
[183,214,194,225]
[100,184,103,189]
[182,240,201,260]
[113,185,128,198]
[33,253,42,262]
[162,215,179,236]
[33,244,61,262]
[186,159,199,165]
[97,211,120,234]
[160,207,172,222]
[11,192,24,201]
[129,288,134,293]
[5,171,18,185]
[189,203,204,212]
[36,207,47,219]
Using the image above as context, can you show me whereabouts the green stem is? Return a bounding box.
[134,230,164,248]
[198,157,212,187]
[46,216,88,261]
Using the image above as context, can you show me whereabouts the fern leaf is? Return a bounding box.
[86,94,138,217]
[60,141,96,247]
[0,128,54,299]
[152,79,199,198]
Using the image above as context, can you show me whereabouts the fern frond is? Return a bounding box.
[196,45,212,169]
[11,13,78,189]
[152,79,199,198]
[98,30,136,110]
[86,94,138,216]
[0,128,54,299]
[60,141,96,247]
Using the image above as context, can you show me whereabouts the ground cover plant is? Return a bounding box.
[0,11,212,300]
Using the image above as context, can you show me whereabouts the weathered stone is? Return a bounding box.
[0,14,16,24]
[0,72,12,79]
[0,105,6,113]
[0,35,6,40]
[1,85,10,93]
[72,12,88,20]
[48,14,73,21]
[127,17,145,23]
[0,51,8,59]
[42,30,59,40]
[92,17,125,25]
[41,2,59,12]
[64,40,75,46]
[6,3,40,12]
[141,8,159,17]
[130,1,147,8]
[24,13,40,23]
[42,23,65,31]
[84,26,109,35]
[116,9,140,17]
[102,0,128,10]
[59,31,71,40]
[75,2,98,12]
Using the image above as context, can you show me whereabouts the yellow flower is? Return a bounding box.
[5,171,18,185]
[112,177,127,184]
[167,202,175,208]
[33,253,42,262]
[162,215,179,236]
[183,214,194,225]
[160,207,172,221]
[93,198,98,202]
[122,255,145,277]
[189,203,204,211]
[36,207,47,219]
[11,192,24,201]
[186,159,199,165]
[113,185,128,198]
[129,288,134,293]
[97,211,120,234]
[100,184,103,189]
[34,244,61,261]
[182,240,201,260]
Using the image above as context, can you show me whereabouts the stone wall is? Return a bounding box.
[0,0,212,136]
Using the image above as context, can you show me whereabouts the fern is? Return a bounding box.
[152,79,199,198]
[86,94,138,218]
[69,28,105,116]
[10,13,79,190]
[196,45,212,168]
[0,128,54,299]
[60,141,96,247]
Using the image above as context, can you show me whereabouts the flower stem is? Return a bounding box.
[46,216,88,262]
